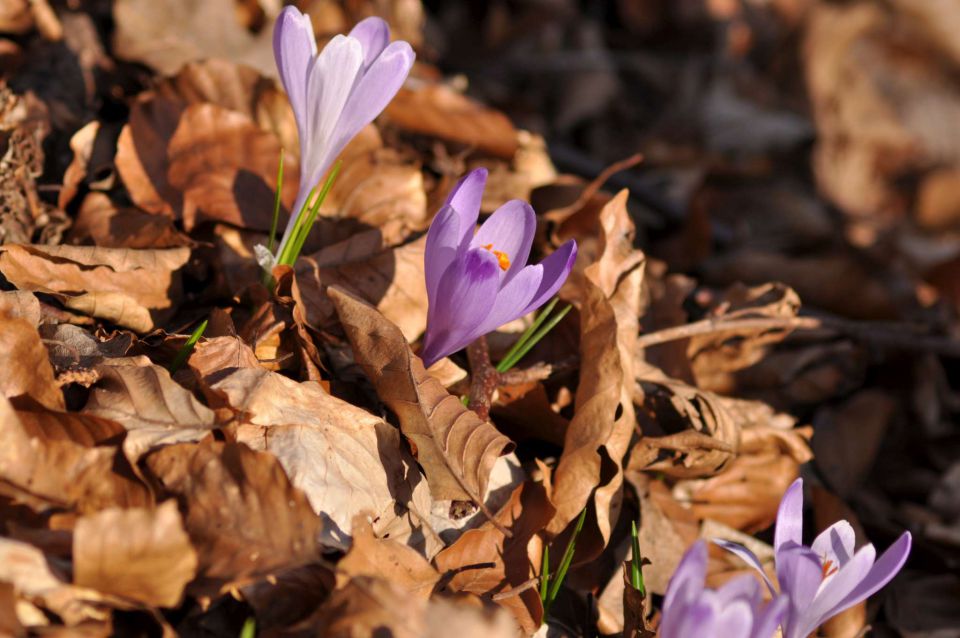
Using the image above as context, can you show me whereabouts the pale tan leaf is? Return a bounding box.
[207,367,436,554]
[73,501,197,608]
[329,286,514,503]
[0,312,62,410]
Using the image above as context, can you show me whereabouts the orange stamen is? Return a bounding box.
[482,243,511,271]
[821,559,838,580]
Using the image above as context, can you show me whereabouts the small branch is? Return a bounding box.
[498,362,554,386]
[467,336,500,421]
[635,314,960,357]
[491,577,541,601]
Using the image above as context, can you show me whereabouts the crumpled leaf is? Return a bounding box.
[0,244,189,332]
[297,235,430,342]
[0,311,63,409]
[434,475,555,634]
[383,84,519,159]
[0,395,151,514]
[82,358,218,465]
[0,537,109,626]
[338,514,439,600]
[329,286,514,504]
[113,0,276,77]
[73,500,197,608]
[144,438,325,589]
[547,190,643,562]
[206,366,436,554]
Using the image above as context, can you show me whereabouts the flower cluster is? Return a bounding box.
[663,478,911,638]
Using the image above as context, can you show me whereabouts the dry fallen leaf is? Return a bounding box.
[0,311,63,410]
[0,244,189,332]
[144,439,325,589]
[206,366,436,553]
[330,286,514,505]
[73,501,198,608]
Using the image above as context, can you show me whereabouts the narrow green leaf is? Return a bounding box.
[499,303,571,372]
[240,617,256,638]
[279,160,342,268]
[630,519,645,595]
[539,543,550,605]
[543,506,588,619]
[169,319,208,374]
[495,298,558,373]
[267,149,285,254]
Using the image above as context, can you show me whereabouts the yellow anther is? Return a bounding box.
[482,243,511,271]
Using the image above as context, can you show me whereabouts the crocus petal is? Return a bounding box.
[798,544,876,637]
[776,544,826,638]
[333,40,415,153]
[470,200,536,284]
[811,520,856,568]
[715,574,762,608]
[775,478,804,554]
[348,16,390,68]
[668,600,717,638]
[420,249,500,367]
[444,168,487,247]
[273,6,316,134]
[818,532,911,626]
[713,539,778,596]
[715,600,754,638]
[751,595,788,638]
[474,265,543,337]
[302,34,364,186]
[424,204,462,306]
[517,240,577,316]
[661,541,708,638]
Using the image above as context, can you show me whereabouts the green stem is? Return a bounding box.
[267,149,285,254]
[169,319,208,374]
[498,303,571,372]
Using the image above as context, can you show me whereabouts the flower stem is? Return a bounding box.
[466,336,499,421]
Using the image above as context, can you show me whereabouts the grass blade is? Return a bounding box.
[539,543,550,606]
[169,319,208,374]
[266,149,285,254]
[279,160,342,267]
[495,298,558,373]
[240,617,256,638]
[630,519,645,595]
[543,506,588,619]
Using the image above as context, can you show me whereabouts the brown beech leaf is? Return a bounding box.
[297,235,430,342]
[186,336,261,381]
[16,404,125,447]
[113,0,276,77]
[0,312,63,410]
[329,286,514,504]
[548,190,643,562]
[631,376,739,479]
[383,84,519,159]
[0,290,40,325]
[166,103,294,231]
[434,477,555,634]
[0,396,151,514]
[144,439,324,587]
[0,537,109,626]
[206,367,435,554]
[313,576,517,638]
[82,359,217,465]
[69,193,192,249]
[0,244,189,332]
[73,500,197,608]
[338,514,439,600]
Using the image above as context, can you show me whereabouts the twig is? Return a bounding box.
[635,314,960,357]
[492,577,541,601]
[466,336,500,421]
[498,362,554,386]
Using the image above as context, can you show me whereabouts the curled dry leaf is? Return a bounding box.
[206,367,435,554]
[113,0,276,77]
[82,359,217,465]
[434,476,556,634]
[631,376,739,478]
[329,286,514,504]
[338,514,439,600]
[0,244,189,332]
[297,235,430,342]
[144,439,324,588]
[383,84,519,159]
[547,190,643,561]
[69,193,192,249]
[0,537,108,627]
[73,500,198,608]
[186,336,261,381]
[0,311,63,409]
[0,395,151,514]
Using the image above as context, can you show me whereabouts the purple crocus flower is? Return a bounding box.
[716,478,912,638]
[420,168,577,368]
[271,6,414,259]
[661,541,787,638]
